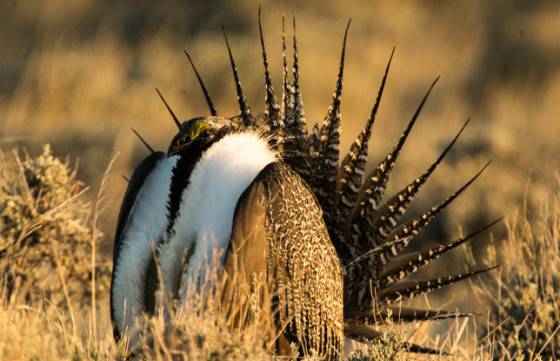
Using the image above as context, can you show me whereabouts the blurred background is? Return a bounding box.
[1,0,559,334]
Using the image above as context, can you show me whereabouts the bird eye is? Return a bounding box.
[199,128,210,137]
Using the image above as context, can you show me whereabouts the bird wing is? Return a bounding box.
[110,151,177,342]
[218,161,344,359]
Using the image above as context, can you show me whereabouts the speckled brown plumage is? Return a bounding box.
[220,162,343,360]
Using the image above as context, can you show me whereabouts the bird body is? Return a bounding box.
[110,14,499,360]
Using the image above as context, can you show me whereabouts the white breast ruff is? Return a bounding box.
[157,131,277,310]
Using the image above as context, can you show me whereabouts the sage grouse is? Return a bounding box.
[110,14,499,360]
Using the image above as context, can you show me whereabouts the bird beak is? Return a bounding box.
[168,147,179,157]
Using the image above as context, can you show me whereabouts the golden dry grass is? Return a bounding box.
[1,1,560,360]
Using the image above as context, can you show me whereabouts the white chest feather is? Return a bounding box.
[157,132,277,307]
[112,155,178,345]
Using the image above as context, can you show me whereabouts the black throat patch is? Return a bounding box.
[165,132,228,239]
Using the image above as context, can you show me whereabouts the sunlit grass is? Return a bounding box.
[1,144,560,360]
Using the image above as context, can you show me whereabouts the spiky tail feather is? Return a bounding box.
[222,25,254,126]
[184,51,219,117]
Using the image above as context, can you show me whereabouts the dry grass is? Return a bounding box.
[473,176,560,360]
[1,144,560,359]
[2,1,560,359]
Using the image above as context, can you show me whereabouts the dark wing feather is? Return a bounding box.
[219,169,270,328]
[110,151,166,340]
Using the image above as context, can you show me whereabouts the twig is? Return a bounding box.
[54,248,77,338]
[91,153,119,345]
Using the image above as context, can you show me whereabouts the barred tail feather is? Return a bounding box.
[291,16,307,138]
[367,119,470,244]
[350,77,440,224]
[258,9,281,130]
[380,307,476,323]
[184,51,219,117]
[379,266,499,304]
[337,49,394,220]
[379,161,491,253]
[281,16,312,184]
[222,25,254,126]
[313,20,351,221]
[351,307,475,324]
[378,218,502,288]
[281,15,292,127]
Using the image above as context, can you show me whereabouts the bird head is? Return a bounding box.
[167,116,237,156]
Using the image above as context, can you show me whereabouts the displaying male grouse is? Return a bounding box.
[110,14,498,360]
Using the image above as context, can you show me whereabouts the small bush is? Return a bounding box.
[0,145,110,307]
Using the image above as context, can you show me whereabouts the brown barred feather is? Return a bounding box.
[280,16,312,185]
[377,218,502,288]
[222,25,254,126]
[350,77,440,225]
[280,15,293,129]
[349,306,475,325]
[367,119,470,245]
[312,21,351,223]
[290,16,307,136]
[184,51,219,117]
[379,161,492,253]
[379,266,500,304]
[258,8,281,131]
[337,48,394,220]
